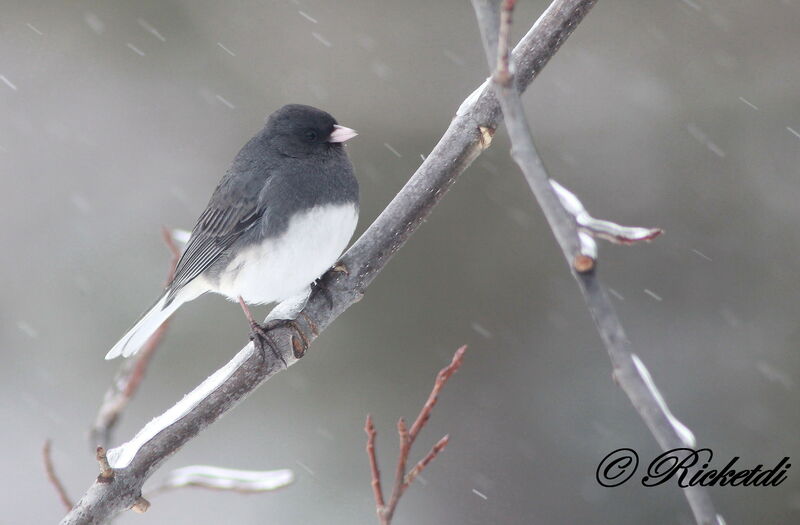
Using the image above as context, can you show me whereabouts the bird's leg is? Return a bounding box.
[237,297,311,362]
[237,297,287,367]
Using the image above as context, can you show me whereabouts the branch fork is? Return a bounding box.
[365,346,466,525]
[547,179,663,273]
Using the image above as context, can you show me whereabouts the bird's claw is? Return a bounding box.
[311,277,334,310]
[257,318,310,360]
[310,261,349,310]
[299,311,319,337]
[248,321,287,367]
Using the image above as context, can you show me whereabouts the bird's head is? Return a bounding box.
[265,104,357,158]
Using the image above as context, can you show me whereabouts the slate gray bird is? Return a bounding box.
[105,104,359,359]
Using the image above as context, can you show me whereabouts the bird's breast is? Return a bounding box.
[215,203,358,305]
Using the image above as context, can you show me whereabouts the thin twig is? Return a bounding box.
[494,0,516,86]
[367,346,466,525]
[61,4,596,521]
[43,440,73,511]
[384,418,410,524]
[408,346,466,440]
[90,227,181,449]
[471,1,721,524]
[364,415,385,513]
[405,434,449,488]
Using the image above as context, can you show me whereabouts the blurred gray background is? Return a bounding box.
[2,0,799,523]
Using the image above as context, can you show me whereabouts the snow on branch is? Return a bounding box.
[152,465,294,494]
[549,180,663,245]
[547,179,662,273]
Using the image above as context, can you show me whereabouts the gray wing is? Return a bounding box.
[165,171,265,303]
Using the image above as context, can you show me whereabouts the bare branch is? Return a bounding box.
[43,440,73,511]
[364,415,385,514]
[471,1,721,524]
[404,434,449,488]
[90,228,181,449]
[366,347,465,525]
[61,4,596,522]
[383,418,410,525]
[494,0,517,86]
[408,345,466,440]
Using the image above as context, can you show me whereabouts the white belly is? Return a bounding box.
[214,203,358,304]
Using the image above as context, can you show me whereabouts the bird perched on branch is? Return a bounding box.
[105,104,359,360]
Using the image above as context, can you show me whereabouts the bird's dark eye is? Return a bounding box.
[304,130,318,142]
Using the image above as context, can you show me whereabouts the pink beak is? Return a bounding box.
[328,124,358,143]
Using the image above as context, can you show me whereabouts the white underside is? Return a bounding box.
[212,203,358,304]
[105,203,357,359]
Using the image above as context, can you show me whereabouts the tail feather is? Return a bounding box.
[105,294,183,360]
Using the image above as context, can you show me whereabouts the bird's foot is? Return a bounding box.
[310,261,349,310]
[310,277,334,310]
[299,311,319,337]
[238,296,308,364]
[252,318,310,360]
[248,321,287,367]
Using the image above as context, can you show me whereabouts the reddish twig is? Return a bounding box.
[408,346,466,439]
[364,415,385,511]
[494,0,517,86]
[43,440,73,511]
[365,346,466,525]
[405,435,449,487]
[90,227,181,449]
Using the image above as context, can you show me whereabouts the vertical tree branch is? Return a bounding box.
[471,1,722,524]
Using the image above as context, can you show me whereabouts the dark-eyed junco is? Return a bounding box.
[105,104,359,359]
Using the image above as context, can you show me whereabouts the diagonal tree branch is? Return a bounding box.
[61,2,597,523]
[471,1,721,524]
